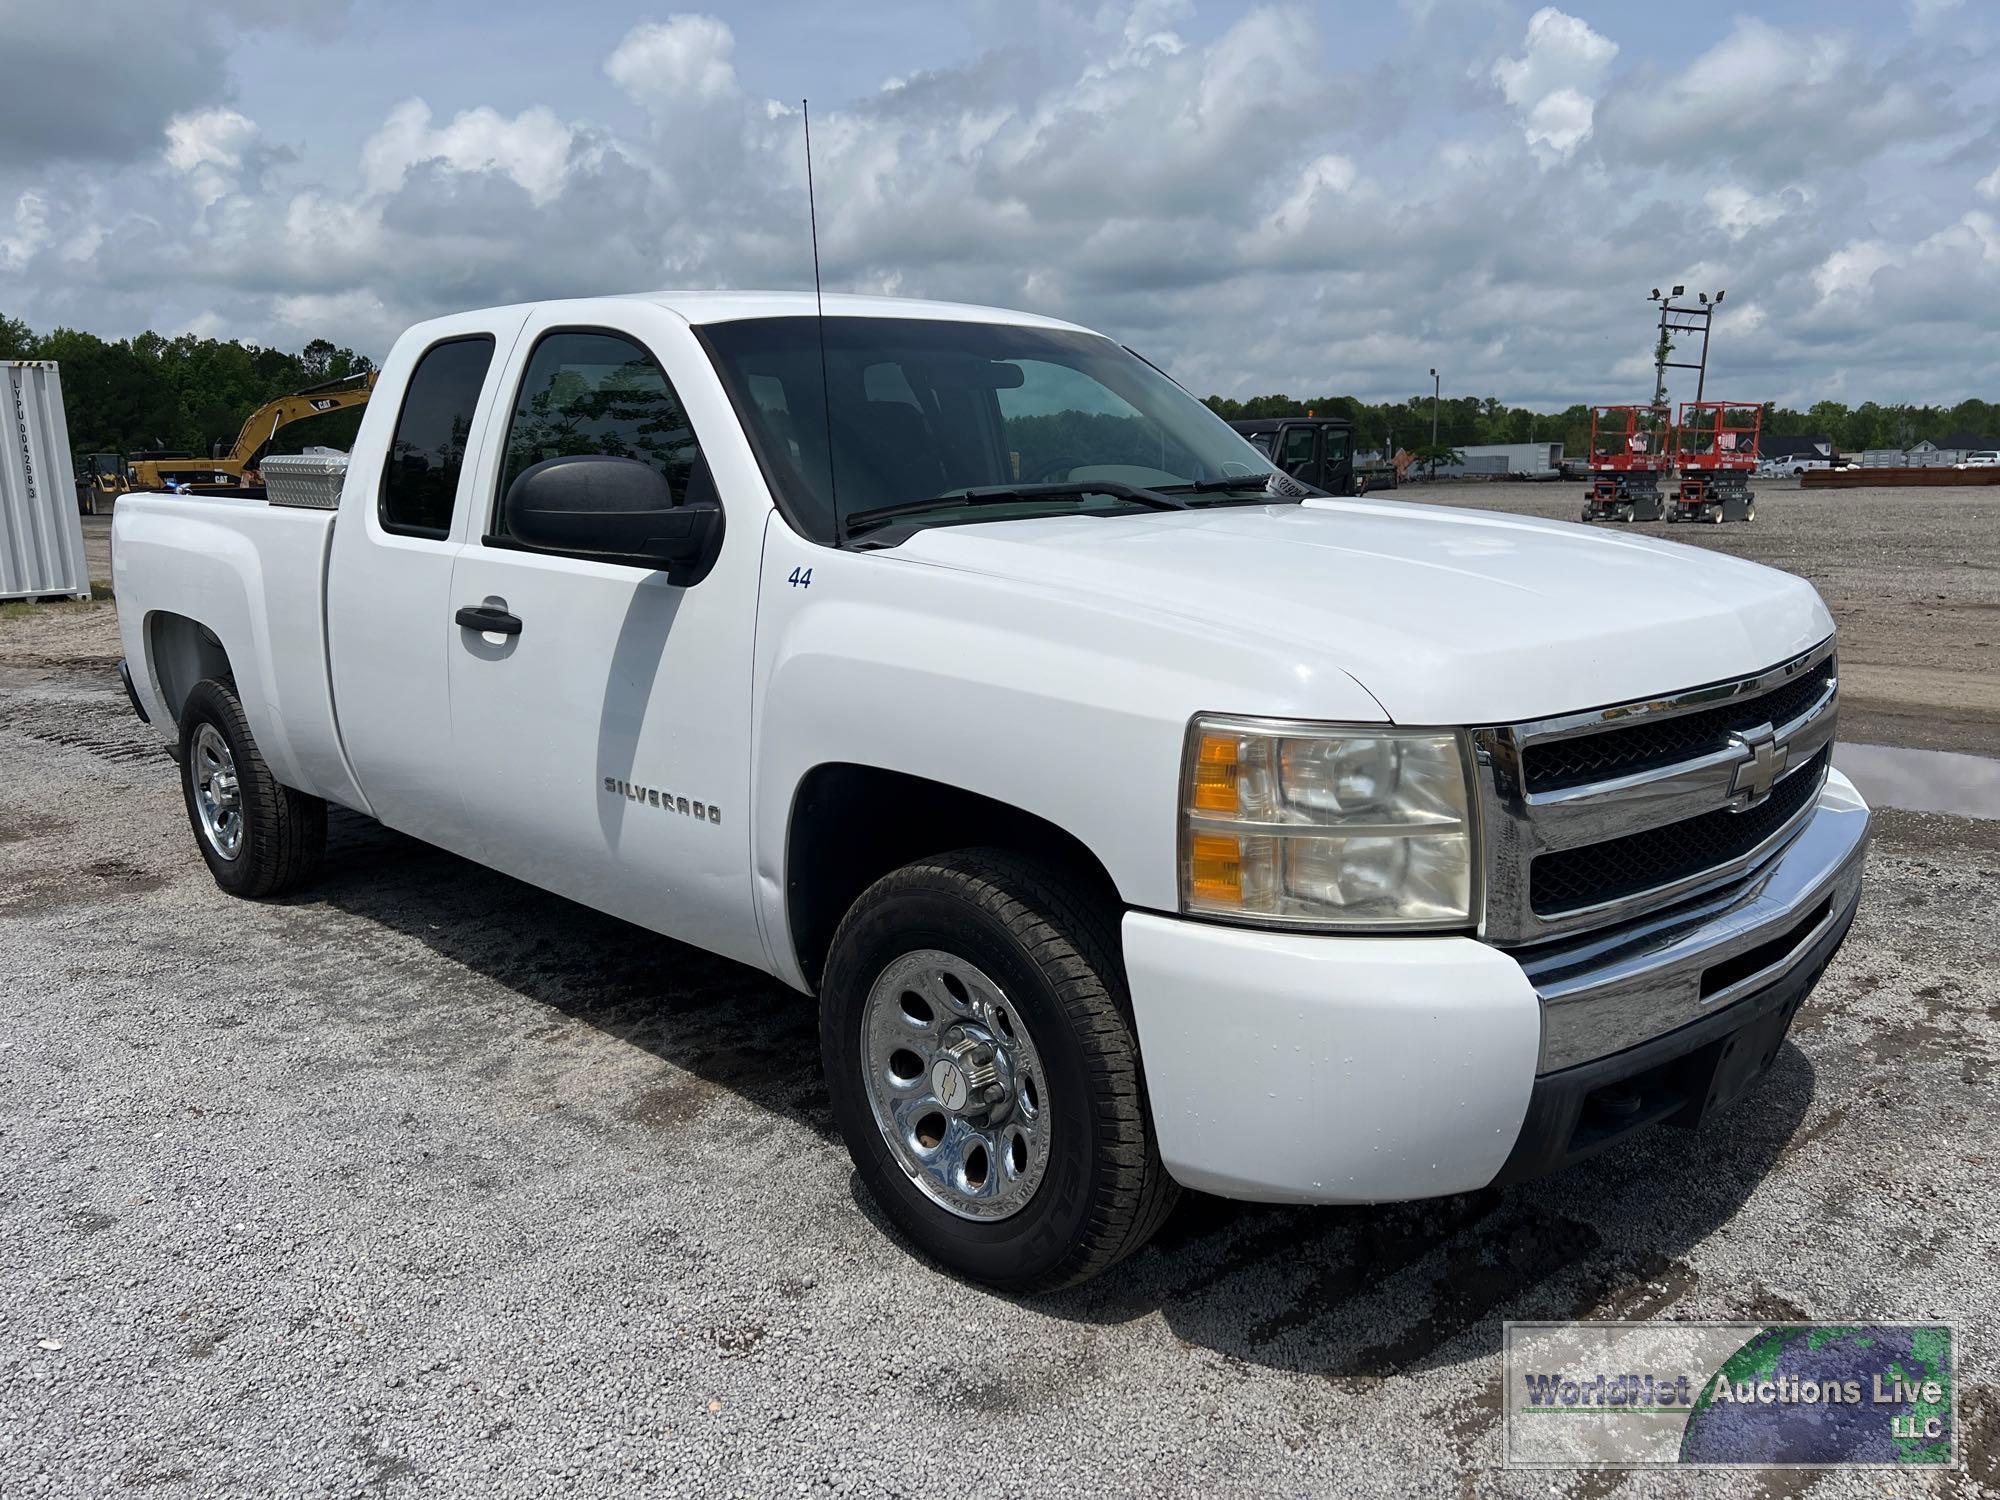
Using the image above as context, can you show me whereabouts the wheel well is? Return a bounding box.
[784,764,1123,990]
[146,612,233,727]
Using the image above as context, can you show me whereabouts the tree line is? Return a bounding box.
[4,311,1995,463]
[1202,391,2000,457]
[0,314,375,461]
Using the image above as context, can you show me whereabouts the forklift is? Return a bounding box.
[1667,401,1759,523]
[1580,405,1671,522]
[1227,415,1381,495]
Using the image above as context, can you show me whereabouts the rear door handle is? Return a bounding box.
[456,604,522,636]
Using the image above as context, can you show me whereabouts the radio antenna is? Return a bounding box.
[802,99,840,531]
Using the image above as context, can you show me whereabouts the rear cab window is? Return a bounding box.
[379,336,496,538]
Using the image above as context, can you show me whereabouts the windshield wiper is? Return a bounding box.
[1156,474,1281,495]
[843,481,1188,538]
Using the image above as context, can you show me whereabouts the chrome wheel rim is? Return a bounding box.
[191,723,243,860]
[860,949,1052,1222]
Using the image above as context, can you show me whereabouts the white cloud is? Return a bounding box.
[1705,183,1800,240]
[359,100,575,206]
[163,107,261,207]
[1261,153,1358,242]
[164,108,257,173]
[1813,240,1894,301]
[1725,301,1767,336]
[1977,164,2000,201]
[1492,9,1618,157]
[605,15,740,107]
[0,192,52,272]
[270,289,398,351]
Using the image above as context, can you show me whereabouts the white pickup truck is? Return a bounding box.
[112,292,1869,1289]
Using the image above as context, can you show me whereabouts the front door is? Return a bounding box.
[443,308,768,971]
[1277,423,1320,487]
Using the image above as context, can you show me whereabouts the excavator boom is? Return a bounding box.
[130,370,377,491]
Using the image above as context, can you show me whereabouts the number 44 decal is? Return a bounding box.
[788,566,813,589]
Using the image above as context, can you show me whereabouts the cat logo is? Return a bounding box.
[603,776,721,824]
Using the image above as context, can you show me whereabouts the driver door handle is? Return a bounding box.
[456,604,522,636]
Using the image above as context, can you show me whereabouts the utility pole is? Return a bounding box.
[1429,366,1440,477]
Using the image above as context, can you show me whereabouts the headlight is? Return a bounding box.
[1180,716,1478,929]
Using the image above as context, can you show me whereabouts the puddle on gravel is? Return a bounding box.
[1835,742,2000,821]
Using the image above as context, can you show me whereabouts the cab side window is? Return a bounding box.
[492,330,703,540]
[379,335,495,538]
[1279,424,1318,480]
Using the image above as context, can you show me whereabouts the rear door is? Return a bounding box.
[328,310,526,855]
[442,305,768,971]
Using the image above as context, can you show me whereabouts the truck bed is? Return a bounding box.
[111,492,369,813]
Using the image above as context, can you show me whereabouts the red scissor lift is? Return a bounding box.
[1580,405,1672,523]
[1668,401,1760,524]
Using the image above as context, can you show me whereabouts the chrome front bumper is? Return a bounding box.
[1515,768,1870,1072]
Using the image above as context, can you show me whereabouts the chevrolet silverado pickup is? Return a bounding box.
[112,292,1869,1289]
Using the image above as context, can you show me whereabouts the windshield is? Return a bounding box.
[699,316,1280,544]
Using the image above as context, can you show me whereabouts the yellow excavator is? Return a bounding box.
[126,370,377,494]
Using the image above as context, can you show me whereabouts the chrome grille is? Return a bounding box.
[1531,745,1830,915]
[1472,638,1838,945]
[1524,656,1834,792]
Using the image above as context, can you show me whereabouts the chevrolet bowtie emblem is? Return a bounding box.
[1728,724,1788,806]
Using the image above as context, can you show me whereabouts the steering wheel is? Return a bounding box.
[1024,455,1090,483]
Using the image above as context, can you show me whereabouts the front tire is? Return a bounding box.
[820,849,1177,1290]
[177,677,326,898]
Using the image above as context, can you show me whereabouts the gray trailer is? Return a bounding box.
[3,362,90,602]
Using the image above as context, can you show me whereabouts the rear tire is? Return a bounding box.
[820,848,1178,1290]
[177,677,325,898]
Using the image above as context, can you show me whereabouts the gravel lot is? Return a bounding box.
[2,497,1996,1497]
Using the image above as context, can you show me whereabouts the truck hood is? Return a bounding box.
[892,498,1833,724]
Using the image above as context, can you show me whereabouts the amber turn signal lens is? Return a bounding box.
[1188,831,1243,905]
[1191,732,1239,813]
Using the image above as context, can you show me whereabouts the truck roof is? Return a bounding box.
[405,290,1094,336]
[1227,415,1354,433]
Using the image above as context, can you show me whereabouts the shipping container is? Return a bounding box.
[2,362,90,601]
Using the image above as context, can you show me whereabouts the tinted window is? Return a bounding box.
[493,330,702,539]
[1279,425,1317,478]
[379,335,495,537]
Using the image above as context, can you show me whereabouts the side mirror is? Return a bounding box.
[503,453,724,582]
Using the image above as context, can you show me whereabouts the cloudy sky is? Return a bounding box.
[4,0,1999,409]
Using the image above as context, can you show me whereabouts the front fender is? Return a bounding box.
[747,520,1387,988]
